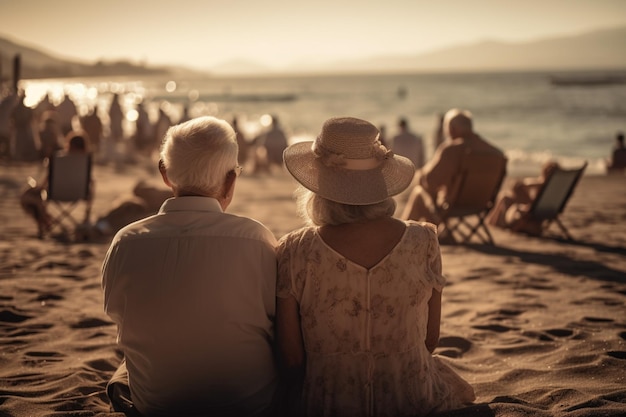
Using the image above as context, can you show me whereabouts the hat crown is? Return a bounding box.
[315,117,381,159]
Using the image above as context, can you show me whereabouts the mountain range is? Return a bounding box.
[1,25,626,80]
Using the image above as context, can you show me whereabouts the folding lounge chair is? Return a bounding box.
[45,153,93,238]
[437,152,508,245]
[522,162,587,240]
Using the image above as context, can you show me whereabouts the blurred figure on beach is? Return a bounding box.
[253,114,288,174]
[55,93,78,136]
[0,90,17,159]
[108,93,124,143]
[488,160,560,236]
[20,132,93,238]
[401,109,505,229]
[232,116,250,168]
[10,90,38,162]
[38,111,63,160]
[93,180,173,237]
[79,105,104,157]
[102,116,278,417]
[276,116,474,416]
[132,101,153,155]
[391,117,424,169]
[606,131,626,175]
[430,112,446,157]
[34,92,55,123]
[152,105,173,156]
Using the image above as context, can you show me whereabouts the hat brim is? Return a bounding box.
[283,141,415,205]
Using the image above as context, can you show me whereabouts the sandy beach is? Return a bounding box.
[0,159,625,417]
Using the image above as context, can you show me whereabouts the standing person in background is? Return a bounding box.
[102,116,278,417]
[11,90,38,162]
[79,105,103,156]
[606,131,626,174]
[106,93,125,165]
[232,116,250,168]
[391,117,424,170]
[132,101,153,154]
[276,116,475,416]
[55,93,78,136]
[108,93,124,143]
[0,91,17,159]
[430,112,446,157]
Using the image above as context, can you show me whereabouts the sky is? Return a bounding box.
[1,0,626,71]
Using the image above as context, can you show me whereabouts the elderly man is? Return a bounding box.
[102,116,278,417]
[401,108,505,225]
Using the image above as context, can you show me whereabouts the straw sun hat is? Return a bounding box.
[283,117,415,205]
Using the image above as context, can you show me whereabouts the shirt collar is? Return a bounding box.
[158,196,223,214]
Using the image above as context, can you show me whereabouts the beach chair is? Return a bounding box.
[522,162,587,240]
[437,152,508,245]
[45,153,93,238]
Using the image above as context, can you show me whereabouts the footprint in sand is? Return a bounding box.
[71,317,114,329]
[472,324,518,333]
[582,316,614,323]
[545,328,574,337]
[437,336,473,358]
[23,350,66,366]
[0,309,33,323]
[607,351,626,360]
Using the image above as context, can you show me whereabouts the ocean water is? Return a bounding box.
[22,70,626,176]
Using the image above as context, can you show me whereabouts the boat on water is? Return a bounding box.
[550,74,626,87]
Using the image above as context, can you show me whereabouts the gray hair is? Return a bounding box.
[295,186,396,226]
[159,116,238,196]
[443,108,473,138]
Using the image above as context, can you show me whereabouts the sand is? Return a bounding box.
[0,159,625,417]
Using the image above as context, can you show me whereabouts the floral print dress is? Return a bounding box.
[277,221,475,417]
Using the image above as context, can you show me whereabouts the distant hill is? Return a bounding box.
[0,35,205,81]
[2,25,626,80]
[305,25,626,74]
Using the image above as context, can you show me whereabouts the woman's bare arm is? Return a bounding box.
[425,289,442,353]
[276,295,305,378]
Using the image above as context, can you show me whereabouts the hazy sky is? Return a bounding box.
[1,0,625,70]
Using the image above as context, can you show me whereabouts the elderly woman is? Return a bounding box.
[102,116,278,417]
[276,117,475,416]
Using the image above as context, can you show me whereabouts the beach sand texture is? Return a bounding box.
[0,161,625,417]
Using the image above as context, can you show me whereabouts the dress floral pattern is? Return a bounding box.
[277,221,475,417]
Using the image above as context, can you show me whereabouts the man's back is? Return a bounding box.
[422,134,504,197]
[102,197,277,416]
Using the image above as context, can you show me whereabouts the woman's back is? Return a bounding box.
[277,221,473,416]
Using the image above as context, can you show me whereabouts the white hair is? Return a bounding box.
[443,108,473,138]
[295,186,396,226]
[159,116,238,196]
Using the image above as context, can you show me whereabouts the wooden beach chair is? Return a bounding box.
[45,153,93,238]
[437,152,508,245]
[521,162,587,240]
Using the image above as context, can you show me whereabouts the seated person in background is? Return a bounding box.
[102,116,278,417]
[276,117,475,416]
[487,160,560,236]
[606,131,626,174]
[20,131,93,238]
[93,180,173,236]
[401,108,505,227]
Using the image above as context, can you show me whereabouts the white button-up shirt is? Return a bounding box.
[102,196,278,416]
